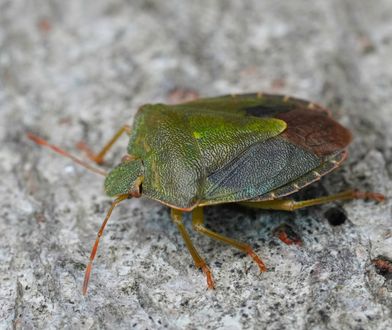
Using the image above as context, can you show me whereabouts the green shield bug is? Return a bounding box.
[28,93,385,294]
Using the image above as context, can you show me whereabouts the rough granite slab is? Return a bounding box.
[1,0,391,329]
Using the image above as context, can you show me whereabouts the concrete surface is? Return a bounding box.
[1,0,392,329]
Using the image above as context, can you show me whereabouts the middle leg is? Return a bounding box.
[192,207,267,272]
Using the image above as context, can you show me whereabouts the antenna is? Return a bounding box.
[83,194,129,295]
[27,133,107,176]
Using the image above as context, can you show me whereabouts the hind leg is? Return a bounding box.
[239,190,385,211]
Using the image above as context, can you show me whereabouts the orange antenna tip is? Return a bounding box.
[27,132,48,145]
[83,262,92,296]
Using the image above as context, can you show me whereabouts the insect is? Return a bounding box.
[28,93,385,294]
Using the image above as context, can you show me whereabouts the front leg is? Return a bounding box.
[171,209,215,289]
[77,124,132,164]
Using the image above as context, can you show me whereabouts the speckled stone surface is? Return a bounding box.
[1,1,392,329]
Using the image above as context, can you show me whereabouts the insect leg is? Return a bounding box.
[171,209,215,289]
[192,207,267,273]
[83,194,129,295]
[77,124,132,164]
[240,189,385,211]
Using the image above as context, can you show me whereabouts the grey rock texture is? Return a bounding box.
[1,0,392,329]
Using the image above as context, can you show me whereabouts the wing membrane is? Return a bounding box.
[202,137,321,203]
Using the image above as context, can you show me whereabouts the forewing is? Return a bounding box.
[195,94,351,204]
